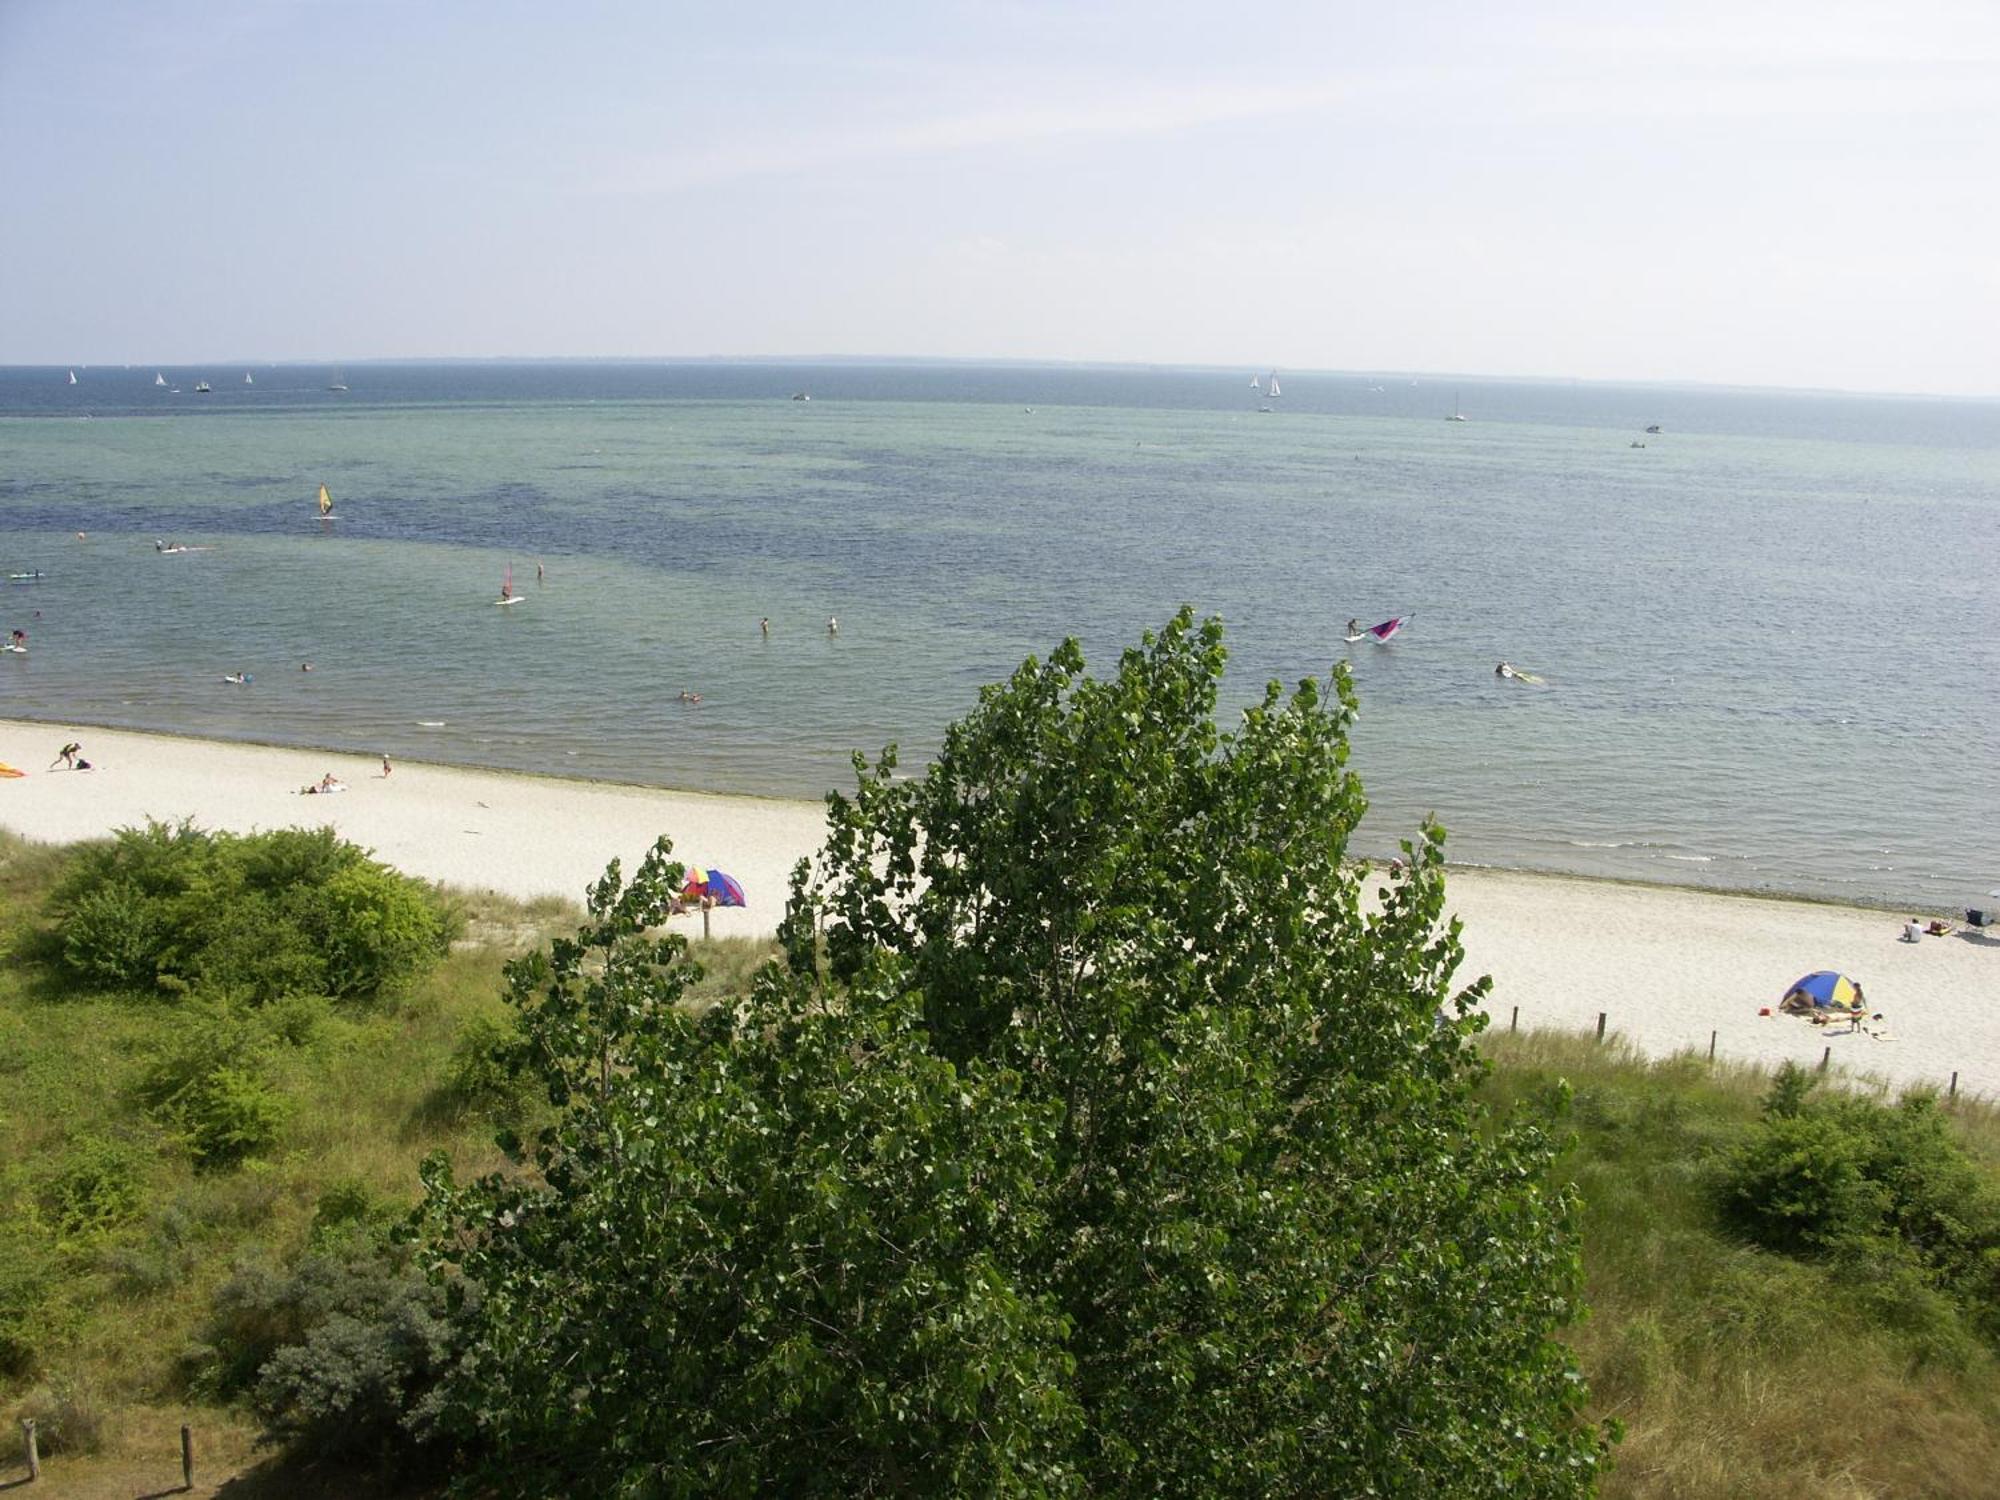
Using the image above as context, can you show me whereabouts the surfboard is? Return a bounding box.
[1342,633,1367,643]
[1,644,25,655]
[495,596,525,606]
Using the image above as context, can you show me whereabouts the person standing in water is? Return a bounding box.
[827,615,838,636]
[536,561,545,584]
[760,617,770,637]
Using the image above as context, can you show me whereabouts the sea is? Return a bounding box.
[2,360,1997,909]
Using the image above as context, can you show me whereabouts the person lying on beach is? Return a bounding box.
[1926,918,1954,936]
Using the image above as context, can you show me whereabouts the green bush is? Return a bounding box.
[201,1238,461,1462]
[47,821,454,1006]
[1719,1066,2000,1339]
[39,1136,144,1238]
[137,1010,290,1169]
[437,1012,533,1122]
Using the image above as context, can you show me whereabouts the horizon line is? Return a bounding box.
[7,354,1996,406]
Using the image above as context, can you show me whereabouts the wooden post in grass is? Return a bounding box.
[181,1424,194,1489]
[20,1418,37,1482]
[1950,1071,1959,1100]
[1595,1012,1606,1043]
[1819,1045,1830,1073]
[702,900,711,942]
[1509,1005,1518,1034]
[1708,1030,1717,1063]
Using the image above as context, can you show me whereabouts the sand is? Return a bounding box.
[4,717,1996,1099]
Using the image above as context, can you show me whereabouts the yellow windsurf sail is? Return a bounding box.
[318,484,333,517]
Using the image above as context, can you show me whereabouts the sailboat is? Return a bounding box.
[193,380,212,394]
[244,372,254,385]
[154,372,167,387]
[1266,372,1282,397]
[495,563,524,606]
[1249,374,1263,393]
[1446,390,1466,422]
[317,484,336,521]
[327,372,349,392]
[67,370,77,385]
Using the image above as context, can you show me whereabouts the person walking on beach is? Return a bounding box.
[381,754,393,778]
[51,741,80,769]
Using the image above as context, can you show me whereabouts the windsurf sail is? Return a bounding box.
[501,564,513,599]
[317,484,333,517]
[1364,615,1408,642]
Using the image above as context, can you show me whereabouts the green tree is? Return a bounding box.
[422,611,1604,1496]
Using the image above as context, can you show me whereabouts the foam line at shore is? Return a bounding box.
[3,718,1994,1099]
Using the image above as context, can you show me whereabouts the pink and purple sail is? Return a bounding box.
[1363,616,1408,642]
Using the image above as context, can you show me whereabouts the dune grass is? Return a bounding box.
[6,826,2000,1497]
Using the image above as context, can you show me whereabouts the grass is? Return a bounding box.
[6,826,2000,1497]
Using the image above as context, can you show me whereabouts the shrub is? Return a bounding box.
[39,1136,144,1238]
[13,1377,106,1456]
[47,821,454,1007]
[201,1238,461,1462]
[436,1012,533,1122]
[137,1011,290,1169]
[1719,1070,2000,1338]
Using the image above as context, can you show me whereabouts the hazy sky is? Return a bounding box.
[4,1,1996,394]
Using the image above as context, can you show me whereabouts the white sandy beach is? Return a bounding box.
[3,718,1996,1099]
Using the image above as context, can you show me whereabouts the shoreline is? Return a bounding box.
[4,716,1996,1100]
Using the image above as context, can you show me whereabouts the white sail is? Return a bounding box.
[154,372,166,386]
[244,373,253,385]
[1267,372,1281,397]
[67,370,77,385]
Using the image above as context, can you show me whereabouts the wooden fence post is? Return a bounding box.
[182,1424,194,1489]
[1819,1045,1830,1073]
[702,902,711,942]
[1595,1012,1606,1043]
[1950,1071,1959,1100]
[1509,1005,1518,1034]
[20,1418,37,1482]
[1708,1030,1717,1063]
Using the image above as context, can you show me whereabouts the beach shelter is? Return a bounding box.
[1779,970,1863,1015]
[682,868,747,908]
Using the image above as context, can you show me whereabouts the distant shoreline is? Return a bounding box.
[5,715,1995,1101]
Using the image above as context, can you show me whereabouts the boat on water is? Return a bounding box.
[1446,390,1466,422]
[244,372,254,385]
[193,381,212,394]
[328,373,349,391]
[1645,424,1662,434]
[791,391,811,401]
[1266,372,1282,398]
[66,370,77,385]
[495,563,524,606]
[154,372,166,387]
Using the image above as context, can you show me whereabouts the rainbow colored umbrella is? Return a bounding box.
[682,868,746,907]
[1780,971,1862,1012]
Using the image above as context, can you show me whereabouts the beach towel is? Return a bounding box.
[0,763,24,778]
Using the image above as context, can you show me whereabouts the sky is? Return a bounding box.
[2,1,1997,395]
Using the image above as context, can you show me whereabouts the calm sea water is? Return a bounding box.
[3,361,1997,907]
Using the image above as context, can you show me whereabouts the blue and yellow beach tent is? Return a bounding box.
[1779,971,1863,1014]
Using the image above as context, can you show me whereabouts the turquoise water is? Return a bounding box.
[3,362,1998,906]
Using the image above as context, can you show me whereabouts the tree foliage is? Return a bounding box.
[422,610,1604,1496]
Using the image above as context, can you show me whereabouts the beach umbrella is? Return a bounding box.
[1780,970,1862,1012]
[682,868,746,907]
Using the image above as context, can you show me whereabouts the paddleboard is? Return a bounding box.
[495,596,525,606]
[7,572,45,581]
[1342,633,1367,643]
[1,644,25,655]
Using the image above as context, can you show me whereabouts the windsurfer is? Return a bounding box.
[1496,662,1516,679]
[1346,618,1360,638]
[827,615,839,635]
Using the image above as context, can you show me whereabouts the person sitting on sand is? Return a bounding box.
[1903,918,1923,943]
